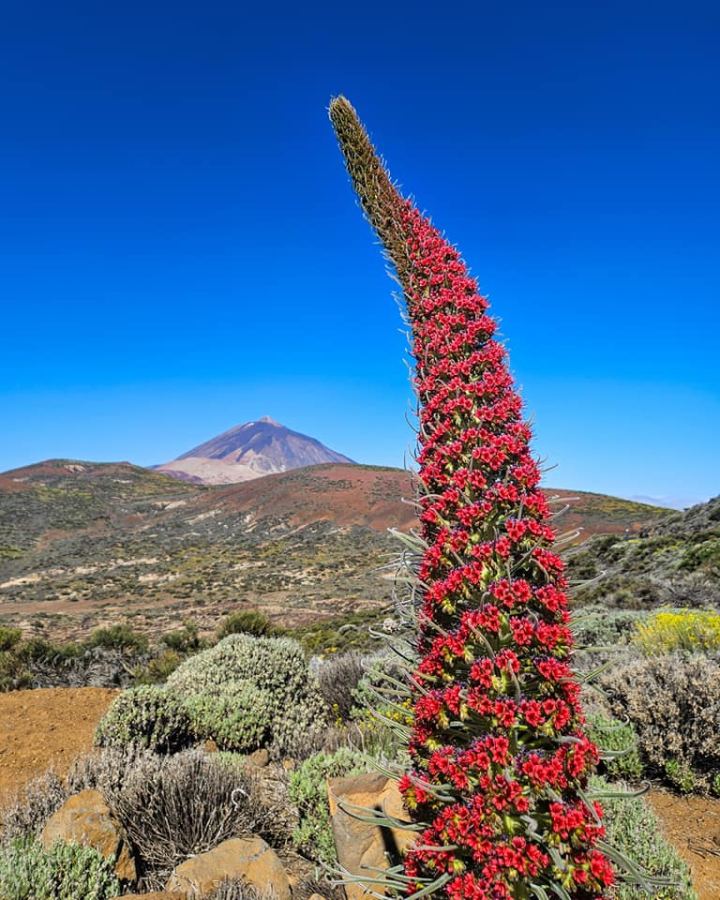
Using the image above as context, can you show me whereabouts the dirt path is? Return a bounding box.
[0,687,118,808]
[649,789,720,900]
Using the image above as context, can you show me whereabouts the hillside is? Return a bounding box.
[155,417,354,484]
[0,459,668,642]
[568,495,720,608]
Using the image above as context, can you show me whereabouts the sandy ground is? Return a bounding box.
[649,789,720,900]
[0,687,118,808]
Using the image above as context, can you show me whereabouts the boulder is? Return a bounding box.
[40,788,136,882]
[327,773,414,900]
[246,747,270,768]
[165,836,291,899]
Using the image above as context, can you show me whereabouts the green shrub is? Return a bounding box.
[600,652,720,789]
[184,681,272,752]
[94,685,194,753]
[570,606,646,649]
[0,837,120,899]
[217,610,275,639]
[0,626,22,652]
[0,650,32,692]
[132,649,183,685]
[664,759,697,794]
[288,747,369,864]
[163,621,205,653]
[166,635,327,754]
[586,712,644,781]
[592,777,695,898]
[86,623,149,653]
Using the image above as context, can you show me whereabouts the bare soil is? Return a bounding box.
[0,687,118,808]
[649,789,720,900]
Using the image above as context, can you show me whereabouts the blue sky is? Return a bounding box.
[1,1,718,507]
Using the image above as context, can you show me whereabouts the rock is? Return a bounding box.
[41,788,136,882]
[308,894,327,900]
[165,836,291,899]
[327,773,414,900]
[246,747,270,768]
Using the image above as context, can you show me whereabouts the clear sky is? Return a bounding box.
[1,1,718,508]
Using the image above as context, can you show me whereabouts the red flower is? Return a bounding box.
[330,96,613,900]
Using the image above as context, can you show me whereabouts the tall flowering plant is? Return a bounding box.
[329,97,616,899]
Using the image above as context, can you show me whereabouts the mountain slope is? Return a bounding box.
[155,417,354,484]
[568,495,720,609]
[0,459,668,641]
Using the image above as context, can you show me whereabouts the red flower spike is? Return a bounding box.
[329,96,613,898]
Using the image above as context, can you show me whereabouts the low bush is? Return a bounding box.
[94,685,194,753]
[0,650,32,692]
[184,681,272,752]
[315,652,366,721]
[288,747,370,865]
[217,610,276,639]
[0,837,120,899]
[632,608,720,654]
[570,606,646,649]
[0,772,67,845]
[0,626,22,652]
[86,623,149,653]
[108,750,273,890]
[166,634,327,755]
[593,777,695,898]
[600,652,720,788]
[586,712,644,781]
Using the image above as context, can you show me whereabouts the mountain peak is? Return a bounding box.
[155,419,354,485]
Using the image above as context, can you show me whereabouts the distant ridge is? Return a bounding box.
[155,417,354,485]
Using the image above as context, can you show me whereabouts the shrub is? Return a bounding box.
[86,623,149,653]
[664,759,697,794]
[166,634,327,755]
[0,837,120,899]
[132,649,183,684]
[586,712,644,781]
[108,750,273,889]
[0,626,22,652]
[315,652,366,721]
[571,606,647,649]
[94,685,194,753]
[162,620,205,653]
[592,777,695,899]
[184,681,272,752]
[288,747,370,865]
[632,608,720,654]
[217,610,275,639]
[0,650,32,692]
[600,652,720,788]
[0,772,67,844]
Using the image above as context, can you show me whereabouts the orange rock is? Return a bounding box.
[41,788,136,882]
[327,772,415,900]
[165,836,290,899]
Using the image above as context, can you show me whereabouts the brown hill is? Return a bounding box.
[0,459,667,641]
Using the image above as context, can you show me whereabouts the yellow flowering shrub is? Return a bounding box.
[632,608,720,654]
